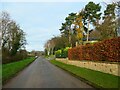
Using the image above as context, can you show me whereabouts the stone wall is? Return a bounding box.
[56,58,120,76]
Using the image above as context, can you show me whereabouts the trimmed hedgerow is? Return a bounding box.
[68,37,120,62]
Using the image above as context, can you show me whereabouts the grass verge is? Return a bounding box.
[50,60,119,88]
[2,57,35,84]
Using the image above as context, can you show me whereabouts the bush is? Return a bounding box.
[2,49,28,64]
[68,37,120,62]
[55,47,70,58]
[55,50,62,58]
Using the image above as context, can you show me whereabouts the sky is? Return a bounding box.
[0,0,118,51]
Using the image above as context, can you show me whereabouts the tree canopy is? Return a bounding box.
[44,1,119,55]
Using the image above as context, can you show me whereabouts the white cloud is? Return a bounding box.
[25,27,60,51]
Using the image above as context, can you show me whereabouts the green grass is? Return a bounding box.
[0,65,2,86]
[50,60,120,88]
[2,57,35,84]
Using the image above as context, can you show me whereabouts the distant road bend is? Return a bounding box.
[3,57,95,88]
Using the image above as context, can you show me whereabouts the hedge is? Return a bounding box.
[55,47,70,58]
[68,37,120,62]
[55,50,62,58]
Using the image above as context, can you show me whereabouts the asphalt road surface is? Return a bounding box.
[3,57,95,88]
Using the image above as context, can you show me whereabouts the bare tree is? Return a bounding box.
[1,11,27,56]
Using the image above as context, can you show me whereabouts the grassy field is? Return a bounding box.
[50,60,119,88]
[2,57,35,84]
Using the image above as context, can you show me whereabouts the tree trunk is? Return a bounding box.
[76,41,78,46]
[47,48,50,56]
[68,26,72,47]
[87,19,90,41]
[51,48,54,55]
